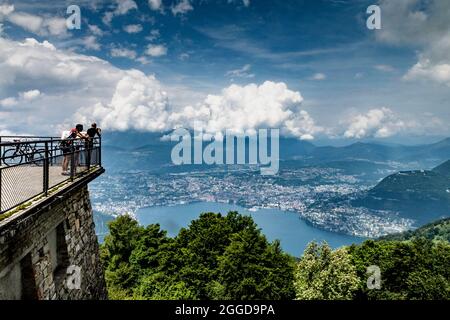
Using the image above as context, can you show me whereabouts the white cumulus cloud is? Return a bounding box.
[124,24,143,34]
[172,0,193,16]
[75,70,170,132]
[0,97,18,107]
[0,4,68,37]
[310,73,326,81]
[168,81,321,139]
[404,57,450,86]
[82,36,101,50]
[226,64,255,78]
[148,0,163,11]
[21,89,41,101]
[88,24,104,37]
[0,36,126,132]
[103,0,138,25]
[374,65,395,73]
[0,4,14,16]
[344,107,408,139]
[146,29,160,41]
[145,44,167,57]
[377,0,450,86]
[110,48,137,60]
[77,80,320,140]
[227,0,251,7]
[0,89,41,108]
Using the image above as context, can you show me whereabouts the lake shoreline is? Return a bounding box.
[131,202,364,256]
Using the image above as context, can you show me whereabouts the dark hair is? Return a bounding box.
[75,124,84,132]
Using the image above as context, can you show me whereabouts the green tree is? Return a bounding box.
[102,215,142,266]
[133,272,196,300]
[102,211,297,300]
[129,224,170,271]
[348,238,450,300]
[294,242,359,300]
[172,212,235,298]
[170,212,295,300]
[215,227,296,300]
[101,215,144,297]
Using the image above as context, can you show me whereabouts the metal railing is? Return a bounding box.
[0,136,102,215]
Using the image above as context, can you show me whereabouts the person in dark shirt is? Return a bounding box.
[87,123,101,139]
[86,123,101,166]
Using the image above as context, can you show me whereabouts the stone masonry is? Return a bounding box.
[0,185,107,300]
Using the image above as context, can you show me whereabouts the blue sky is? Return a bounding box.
[0,0,449,143]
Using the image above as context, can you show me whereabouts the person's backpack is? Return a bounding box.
[60,130,74,149]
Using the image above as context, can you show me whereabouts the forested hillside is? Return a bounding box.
[101,212,450,300]
[101,212,295,300]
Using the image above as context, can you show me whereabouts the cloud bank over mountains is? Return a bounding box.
[168,81,322,140]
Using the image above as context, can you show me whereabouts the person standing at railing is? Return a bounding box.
[60,124,88,176]
[86,123,101,166]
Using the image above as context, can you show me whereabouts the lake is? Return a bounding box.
[95,201,365,256]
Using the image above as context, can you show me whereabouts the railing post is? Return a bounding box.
[86,140,91,171]
[43,142,49,196]
[50,138,54,166]
[70,143,75,182]
[0,166,2,213]
[99,136,102,167]
[0,137,2,213]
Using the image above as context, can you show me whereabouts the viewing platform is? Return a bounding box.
[0,136,104,221]
[0,136,107,299]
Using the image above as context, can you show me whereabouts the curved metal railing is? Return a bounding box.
[0,136,102,215]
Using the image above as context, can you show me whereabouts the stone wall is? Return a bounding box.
[0,185,107,300]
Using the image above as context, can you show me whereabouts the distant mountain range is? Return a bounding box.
[354,160,450,223]
[102,131,450,171]
[281,137,450,167]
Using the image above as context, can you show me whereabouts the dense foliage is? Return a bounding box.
[294,242,359,300]
[348,238,450,299]
[101,212,296,300]
[101,213,450,300]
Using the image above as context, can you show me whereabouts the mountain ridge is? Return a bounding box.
[354,159,450,223]
[103,132,450,166]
